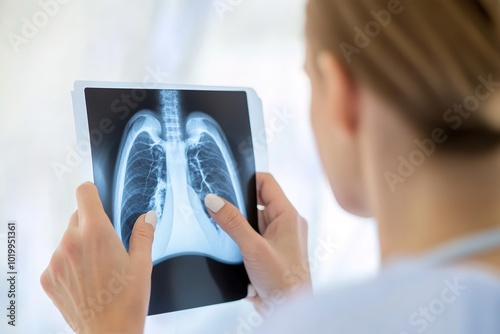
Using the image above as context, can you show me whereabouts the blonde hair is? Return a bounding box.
[306,0,500,153]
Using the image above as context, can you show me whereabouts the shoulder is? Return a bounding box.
[259,266,500,334]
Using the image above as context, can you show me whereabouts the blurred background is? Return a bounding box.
[0,1,379,333]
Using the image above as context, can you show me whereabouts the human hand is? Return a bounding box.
[204,173,311,313]
[40,182,156,334]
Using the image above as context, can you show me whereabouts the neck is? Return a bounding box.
[375,152,500,269]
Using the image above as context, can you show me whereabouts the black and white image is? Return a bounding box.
[80,86,260,314]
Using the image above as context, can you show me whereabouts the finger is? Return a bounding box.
[257,208,268,234]
[75,182,106,226]
[256,173,296,220]
[205,194,263,255]
[40,253,70,306]
[128,211,156,266]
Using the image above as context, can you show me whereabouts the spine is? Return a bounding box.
[160,90,182,142]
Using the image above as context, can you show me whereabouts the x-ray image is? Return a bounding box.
[75,83,263,315]
[114,90,245,264]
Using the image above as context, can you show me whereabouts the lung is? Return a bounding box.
[113,90,245,264]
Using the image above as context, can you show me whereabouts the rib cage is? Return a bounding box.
[113,90,246,264]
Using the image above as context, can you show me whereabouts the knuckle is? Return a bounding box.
[40,270,52,294]
[48,253,64,283]
[223,209,243,231]
[60,234,80,260]
[133,224,153,241]
[70,210,79,223]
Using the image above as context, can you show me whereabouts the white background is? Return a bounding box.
[0,1,379,333]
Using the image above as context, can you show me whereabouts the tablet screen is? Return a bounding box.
[75,84,264,315]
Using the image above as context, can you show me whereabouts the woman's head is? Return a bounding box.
[304,0,500,216]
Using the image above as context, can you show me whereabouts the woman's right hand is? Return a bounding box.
[204,173,311,313]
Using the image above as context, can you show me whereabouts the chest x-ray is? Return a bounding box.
[115,90,245,264]
[73,82,266,315]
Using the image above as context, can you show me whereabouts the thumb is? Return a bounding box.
[129,211,156,264]
[204,194,262,255]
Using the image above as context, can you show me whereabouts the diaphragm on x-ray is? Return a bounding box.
[72,82,267,315]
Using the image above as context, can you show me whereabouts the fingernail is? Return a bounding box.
[247,284,257,298]
[145,211,157,230]
[204,194,225,213]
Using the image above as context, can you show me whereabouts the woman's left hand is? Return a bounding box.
[40,182,156,334]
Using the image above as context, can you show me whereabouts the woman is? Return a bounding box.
[41,0,500,333]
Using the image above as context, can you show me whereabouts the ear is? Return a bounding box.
[316,52,359,136]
